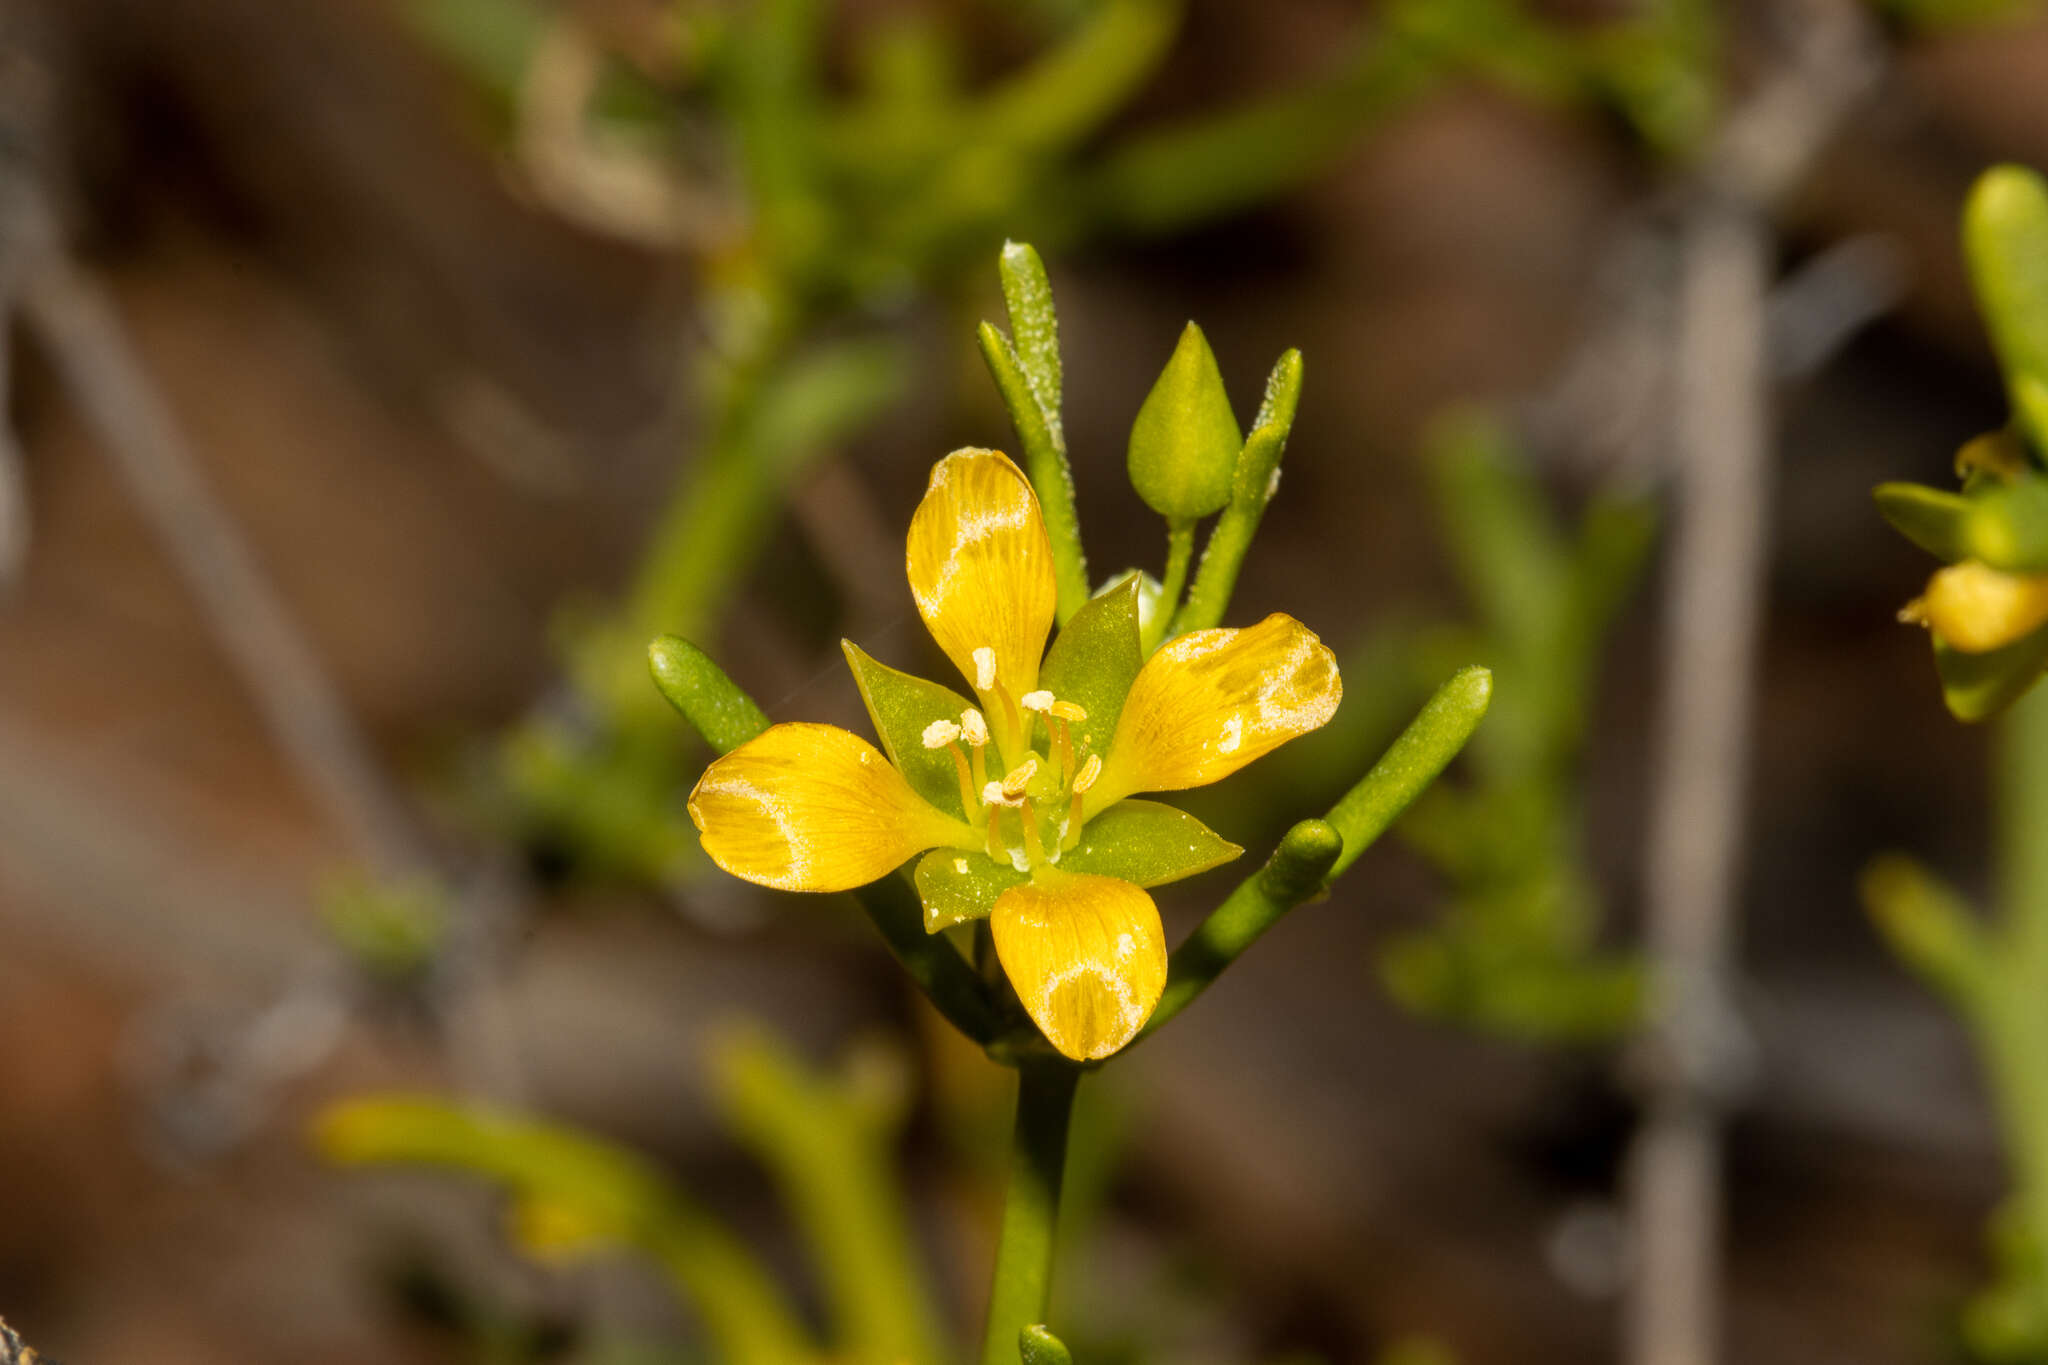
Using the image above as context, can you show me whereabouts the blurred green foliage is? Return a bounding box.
[1263,412,1649,1045]
[392,0,1735,888]
[1869,163,2048,1364]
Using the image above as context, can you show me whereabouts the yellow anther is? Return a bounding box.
[1049,700,1088,723]
[1073,753,1102,794]
[1001,756,1039,797]
[922,718,962,749]
[973,646,998,692]
[1019,690,1055,713]
[960,708,990,747]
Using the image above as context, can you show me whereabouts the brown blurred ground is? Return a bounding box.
[4,1,2048,1361]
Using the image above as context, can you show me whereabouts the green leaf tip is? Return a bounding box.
[1965,163,2048,458]
[1874,481,1972,562]
[1021,1324,1075,1365]
[649,635,771,755]
[1128,322,1242,520]
[1261,818,1343,901]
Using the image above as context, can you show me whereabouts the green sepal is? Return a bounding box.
[914,848,1024,930]
[1935,623,2048,722]
[649,635,771,754]
[1965,165,2048,458]
[1964,475,2048,571]
[1127,322,1241,520]
[1061,799,1243,887]
[1873,482,1972,562]
[1038,577,1143,761]
[842,641,975,819]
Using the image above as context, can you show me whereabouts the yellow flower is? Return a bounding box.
[689,449,1341,1061]
[1901,560,2048,653]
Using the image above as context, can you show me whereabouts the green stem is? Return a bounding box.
[1992,684,2048,1298]
[856,875,1005,1046]
[1150,518,1197,650]
[980,1062,1080,1365]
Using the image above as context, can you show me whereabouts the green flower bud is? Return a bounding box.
[1127,322,1241,519]
[1965,165,2048,458]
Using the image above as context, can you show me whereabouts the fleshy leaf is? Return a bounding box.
[1873,482,1972,563]
[1061,799,1242,887]
[914,848,1026,930]
[1965,166,2048,457]
[843,641,976,819]
[1038,576,1143,763]
[1935,623,2048,722]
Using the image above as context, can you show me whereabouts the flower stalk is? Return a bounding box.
[980,1061,1081,1365]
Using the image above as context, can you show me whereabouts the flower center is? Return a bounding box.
[923,646,1098,872]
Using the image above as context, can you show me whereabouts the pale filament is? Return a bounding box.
[924,718,981,825]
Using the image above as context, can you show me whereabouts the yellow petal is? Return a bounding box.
[991,870,1166,1062]
[688,723,973,892]
[1904,561,2048,653]
[906,448,1057,705]
[1092,613,1341,806]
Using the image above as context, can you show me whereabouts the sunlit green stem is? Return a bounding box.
[981,1062,1080,1365]
[1141,664,1491,1038]
[1170,349,1302,637]
[1989,685,2048,1303]
[1149,518,1197,650]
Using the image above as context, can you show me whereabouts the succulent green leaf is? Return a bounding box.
[1128,322,1241,520]
[1874,481,1973,562]
[1964,475,2048,572]
[843,642,977,819]
[1859,854,1990,1007]
[1038,577,1144,761]
[1965,165,2048,458]
[980,317,1090,621]
[1935,623,2048,722]
[649,636,771,754]
[1061,799,1243,887]
[1020,1325,1076,1365]
[914,848,1025,930]
[999,242,1062,419]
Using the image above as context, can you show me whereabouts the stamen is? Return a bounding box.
[1019,690,1054,713]
[1001,756,1039,798]
[922,719,961,749]
[960,708,990,747]
[945,745,979,825]
[961,708,990,791]
[981,780,1013,860]
[1017,796,1046,866]
[973,647,998,692]
[1049,700,1088,723]
[1063,753,1102,851]
[1050,716,1074,785]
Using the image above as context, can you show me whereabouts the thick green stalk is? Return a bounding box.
[1149,518,1197,651]
[1991,685,2048,1295]
[981,1062,1080,1365]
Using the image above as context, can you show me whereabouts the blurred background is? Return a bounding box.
[2,0,2046,1361]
